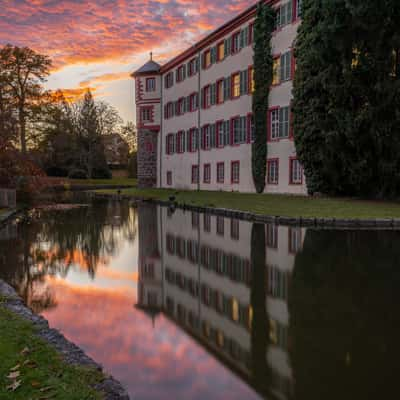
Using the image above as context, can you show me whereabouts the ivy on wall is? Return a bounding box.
[252,2,275,194]
[293,0,400,198]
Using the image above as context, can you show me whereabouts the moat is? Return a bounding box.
[1,199,399,399]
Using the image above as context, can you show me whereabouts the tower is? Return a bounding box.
[131,54,161,188]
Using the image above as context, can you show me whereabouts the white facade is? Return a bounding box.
[133,0,307,195]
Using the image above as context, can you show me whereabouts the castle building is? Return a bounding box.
[132,0,306,194]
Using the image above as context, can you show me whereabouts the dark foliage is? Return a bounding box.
[252,2,275,193]
[293,0,400,197]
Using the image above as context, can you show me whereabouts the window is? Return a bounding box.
[266,224,278,248]
[232,31,240,54]
[290,158,303,184]
[249,23,254,45]
[165,102,174,119]
[232,73,240,98]
[217,162,225,183]
[188,58,197,76]
[249,66,255,93]
[166,134,175,155]
[141,107,152,122]
[189,93,198,112]
[231,161,240,184]
[216,121,225,147]
[166,171,172,186]
[231,219,239,240]
[177,131,185,153]
[231,116,246,144]
[203,49,211,69]
[217,79,224,104]
[190,128,199,152]
[146,78,156,92]
[289,227,302,253]
[276,1,293,29]
[176,65,185,82]
[296,0,302,18]
[273,57,281,85]
[280,51,292,81]
[270,109,280,140]
[202,125,211,150]
[177,97,185,116]
[248,114,255,143]
[269,107,290,140]
[192,165,199,184]
[165,72,174,89]
[267,159,279,184]
[203,164,211,184]
[217,42,225,61]
[216,216,224,236]
[203,85,211,108]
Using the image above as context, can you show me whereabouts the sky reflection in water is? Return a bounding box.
[1,200,400,400]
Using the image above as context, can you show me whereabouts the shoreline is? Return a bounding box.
[0,280,129,400]
[93,192,400,229]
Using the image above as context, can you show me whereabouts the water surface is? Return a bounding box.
[1,200,399,399]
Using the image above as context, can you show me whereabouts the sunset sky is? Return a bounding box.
[0,0,253,122]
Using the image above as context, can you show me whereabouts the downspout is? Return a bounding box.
[159,73,163,188]
[197,51,201,192]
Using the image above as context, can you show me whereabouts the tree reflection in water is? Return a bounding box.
[289,229,400,400]
[0,200,137,313]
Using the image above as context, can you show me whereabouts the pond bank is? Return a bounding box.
[0,280,129,399]
[94,191,400,229]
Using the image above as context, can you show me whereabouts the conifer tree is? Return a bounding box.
[293,0,400,197]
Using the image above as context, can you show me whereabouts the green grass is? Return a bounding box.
[68,178,136,186]
[96,187,400,219]
[0,302,104,400]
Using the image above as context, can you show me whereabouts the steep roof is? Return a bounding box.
[132,59,161,77]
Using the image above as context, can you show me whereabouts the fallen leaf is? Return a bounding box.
[6,380,21,391]
[20,347,30,355]
[10,364,20,372]
[7,371,20,379]
[31,380,41,388]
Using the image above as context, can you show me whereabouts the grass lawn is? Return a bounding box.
[0,303,104,399]
[96,187,400,219]
[68,177,136,187]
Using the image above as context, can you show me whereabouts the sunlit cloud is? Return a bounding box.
[0,0,254,120]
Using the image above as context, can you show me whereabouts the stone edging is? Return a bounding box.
[0,280,129,400]
[93,193,400,229]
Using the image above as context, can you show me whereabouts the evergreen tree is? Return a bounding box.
[293,0,400,197]
[252,2,275,193]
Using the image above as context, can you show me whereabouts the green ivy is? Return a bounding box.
[293,0,400,198]
[252,2,275,194]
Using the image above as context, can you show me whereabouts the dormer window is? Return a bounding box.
[146,77,156,92]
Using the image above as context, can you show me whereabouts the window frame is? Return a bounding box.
[166,171,172,186]
[231,160,240,184]
[217,162,225,183]
[140,106,153,123]
[231,31,241,54]
[191,165,199,184]
[203,49,212,69]
[267,158,279,185]
[289,157,303,185]
[217,41,225,62]
[146,77,156,92]
[203,163,211,184]
[216,79,224,104]
[231,72,241,99]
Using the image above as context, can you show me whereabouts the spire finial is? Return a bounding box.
[150,52,153,61]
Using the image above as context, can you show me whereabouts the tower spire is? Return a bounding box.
[150,51,153,61]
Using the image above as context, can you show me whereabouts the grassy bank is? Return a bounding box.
[97,187,400,219]
[0,303,104,399]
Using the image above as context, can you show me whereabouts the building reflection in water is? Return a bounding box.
[136,204,305,399]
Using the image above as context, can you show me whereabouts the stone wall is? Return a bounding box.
[137,129,158,188]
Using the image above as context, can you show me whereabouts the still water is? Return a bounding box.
[1,199,399,400]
